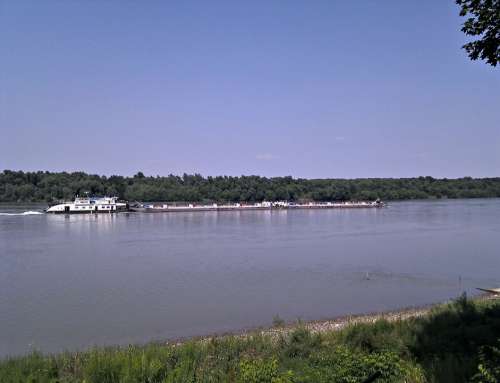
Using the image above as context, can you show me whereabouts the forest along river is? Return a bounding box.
[1,199,499,357]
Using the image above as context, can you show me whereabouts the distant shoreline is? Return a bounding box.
[2,170,500,203]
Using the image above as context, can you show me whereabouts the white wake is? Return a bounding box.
[0,211,44,216]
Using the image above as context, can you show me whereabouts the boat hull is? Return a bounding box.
[129,206,271,213]
[46,210,125,214]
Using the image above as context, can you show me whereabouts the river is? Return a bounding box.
[1,199,499,357]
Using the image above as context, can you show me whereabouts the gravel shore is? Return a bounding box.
[168,293,498,346]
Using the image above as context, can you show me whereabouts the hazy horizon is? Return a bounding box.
[3,168,499,181]
[1,1,499,178]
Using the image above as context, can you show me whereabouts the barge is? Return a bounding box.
[46,196,384,214]
[129,200,384,213]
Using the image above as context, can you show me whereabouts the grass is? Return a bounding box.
[1,295,500,383]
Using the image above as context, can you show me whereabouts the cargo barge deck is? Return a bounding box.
[129,200,384,213]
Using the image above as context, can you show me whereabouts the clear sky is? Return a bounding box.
[1,1,498,178]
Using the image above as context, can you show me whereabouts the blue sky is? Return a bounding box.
[1,0,498,178]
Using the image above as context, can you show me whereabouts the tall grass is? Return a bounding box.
[1,296,499,382]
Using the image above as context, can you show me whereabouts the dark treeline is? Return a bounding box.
[1,170,500,203]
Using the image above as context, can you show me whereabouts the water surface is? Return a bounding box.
[1,199,499,357]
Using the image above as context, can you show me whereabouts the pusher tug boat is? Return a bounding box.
[45,195,128,214]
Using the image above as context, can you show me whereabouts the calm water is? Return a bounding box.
[1,199,499,357]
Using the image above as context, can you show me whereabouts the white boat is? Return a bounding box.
[46,196,128,214]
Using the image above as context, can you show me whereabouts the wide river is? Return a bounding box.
[1,199,499,357]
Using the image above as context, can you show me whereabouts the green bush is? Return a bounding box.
[338,319,411,356]
[272,315,285,328]
[291,345,424,383]
[238,358,293,383]
[282,327,321,358]
[471,340,500,383]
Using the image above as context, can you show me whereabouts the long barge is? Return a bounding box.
[129,200,384,213]
[45,196,384,214]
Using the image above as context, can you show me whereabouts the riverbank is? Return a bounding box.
[2,294,499,383]
[166,293,493,345]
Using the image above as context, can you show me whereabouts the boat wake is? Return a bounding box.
[0,211,44,216]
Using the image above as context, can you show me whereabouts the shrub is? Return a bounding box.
[282,327,321,358]
[339,319,410,356]
[238,358,293,383]
[272,315,285,328]
[471,340,500,383]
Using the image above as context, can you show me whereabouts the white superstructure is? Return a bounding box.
[46,196,127,214]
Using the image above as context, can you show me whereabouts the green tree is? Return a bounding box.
[456,0,500,66]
